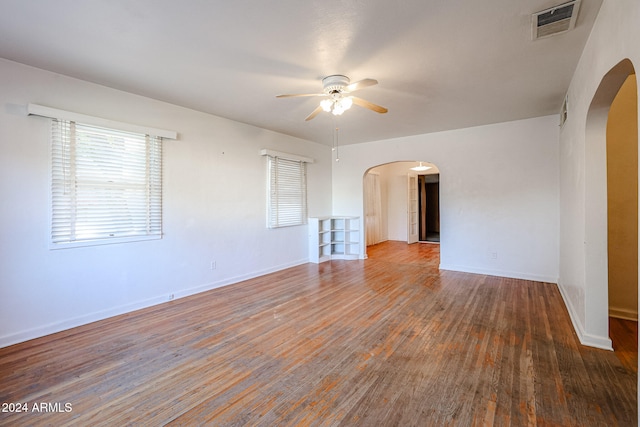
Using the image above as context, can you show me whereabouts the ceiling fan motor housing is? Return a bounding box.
[322,75,350,94]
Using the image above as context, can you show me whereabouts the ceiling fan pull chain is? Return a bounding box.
[333,117,340,162]
[332,115,337,151]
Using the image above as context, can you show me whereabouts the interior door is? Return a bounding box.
[407,172,419,244]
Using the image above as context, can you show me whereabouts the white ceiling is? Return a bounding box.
[0,0,602,145]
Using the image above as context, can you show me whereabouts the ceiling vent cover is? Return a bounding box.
[532,0,581,39]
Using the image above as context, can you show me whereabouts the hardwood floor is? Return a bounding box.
[0,241,636,426]
[610,317,638,375]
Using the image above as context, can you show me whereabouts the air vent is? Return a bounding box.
[532,0,581,40]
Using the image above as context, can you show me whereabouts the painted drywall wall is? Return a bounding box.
[333,115,560,283]
[383,163,410,242]
[607,74,638,320]
[558,0,640,349]
[0,58,332,347]
[384,162,413,242]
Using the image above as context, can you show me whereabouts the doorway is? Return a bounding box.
[606,72,638,366]
[419,174,440,243]
[607,73,638,325]
[584,59,637,363]
[363,161,440,255]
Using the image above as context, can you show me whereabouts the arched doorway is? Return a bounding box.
[363,161,440,256]
[585,59,637,351]
[607,74,638,322]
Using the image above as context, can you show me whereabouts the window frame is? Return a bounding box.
[49,119,163,249]
[261,149,313,229]
[28,104,177,249]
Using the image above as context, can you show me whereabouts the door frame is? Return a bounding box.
[407,172,419,244]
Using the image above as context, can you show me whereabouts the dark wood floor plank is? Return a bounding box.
[0,241,636,426]
[611,317,638,375]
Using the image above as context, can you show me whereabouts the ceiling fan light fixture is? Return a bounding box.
[332,104,345,116]
[278,74,387,121]
[322,95,353,116]
[339,97,353,110]
[410,162,432,172]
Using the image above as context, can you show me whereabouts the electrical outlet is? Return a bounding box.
[168,294,174,301]
[210,261,216,270]
[490,252,498,260]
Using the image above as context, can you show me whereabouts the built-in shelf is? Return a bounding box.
[309,216,360,263]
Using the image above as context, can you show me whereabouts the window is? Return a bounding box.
[50,119,163,247]
[266,154,308,228]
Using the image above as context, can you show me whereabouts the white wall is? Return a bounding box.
[366,162,410,242]
[333,115,560,283]
[0,58,332,347]
[386,162,412,241]
[558,0,640,349]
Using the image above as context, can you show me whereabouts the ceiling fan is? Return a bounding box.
[277,75,388,121]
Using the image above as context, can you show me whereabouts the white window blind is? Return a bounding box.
[51,119,162,247]
[267,155,308,228]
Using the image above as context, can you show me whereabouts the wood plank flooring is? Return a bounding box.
[0,241,636,426]
[610,317,638,375]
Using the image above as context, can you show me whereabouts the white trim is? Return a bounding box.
[260,148,314,163]
[0,257,308,349]
[50,234,162,250]
[27,103,178,139]
[439,263,615,350]
[557,280,614,351]
[438,263,558,284]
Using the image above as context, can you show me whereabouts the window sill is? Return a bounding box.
[49,234,162,250]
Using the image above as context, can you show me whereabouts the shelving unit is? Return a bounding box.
[309,216,360,263]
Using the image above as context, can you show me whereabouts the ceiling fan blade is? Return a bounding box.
[305,105,324,121]
[345,78,378,92]
[351,96,388,114]
[276,93,325,98]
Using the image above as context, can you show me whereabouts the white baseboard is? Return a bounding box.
[438,264,615,351]
[0,258,308,349]
[556,281,613,351]
[438,263,558,284]
[0,294,170,349]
